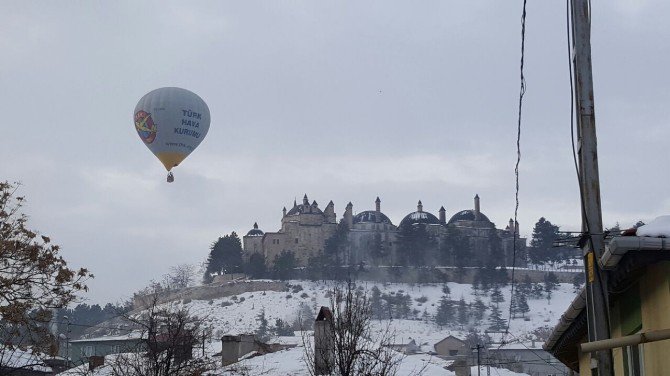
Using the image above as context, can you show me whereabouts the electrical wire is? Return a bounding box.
[503,0,527,342]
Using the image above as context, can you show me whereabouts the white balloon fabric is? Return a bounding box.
[134,87,210,177]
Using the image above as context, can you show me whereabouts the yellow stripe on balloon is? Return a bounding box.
[156,152,187,171]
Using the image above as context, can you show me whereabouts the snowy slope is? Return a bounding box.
[179,280,576,348]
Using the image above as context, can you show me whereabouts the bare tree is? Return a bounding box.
[302,281,411,376]
[0,181,91,366]
[107,295,216,376]
[167,264,196,290]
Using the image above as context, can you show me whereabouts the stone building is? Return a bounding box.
[242,194,526,268]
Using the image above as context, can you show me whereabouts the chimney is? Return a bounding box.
[88,356,104,371]
[221,335,241,365]
[314,307,334,375]
[417,200,423,212]
[474,194,480,220]
[439,206,446,224]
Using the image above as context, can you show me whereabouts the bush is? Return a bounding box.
[415,296,428,303]
[286,294,292,299]
[239,297,245,303]
[182,298,192,304]
[221,301,233,307]
[292,284,304,294]
[300,292,309,299]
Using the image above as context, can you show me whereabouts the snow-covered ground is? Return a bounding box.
[182,280,577,349]
[63,280,578,375]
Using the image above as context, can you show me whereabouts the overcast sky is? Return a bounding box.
[1,1,669,304]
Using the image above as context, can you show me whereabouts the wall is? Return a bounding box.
[639,261,670,375]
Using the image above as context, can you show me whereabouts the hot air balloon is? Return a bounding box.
[134,87,210,182]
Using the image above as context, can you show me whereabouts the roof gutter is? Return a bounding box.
[580,328,670,353]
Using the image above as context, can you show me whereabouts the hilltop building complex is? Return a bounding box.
[243,194,526,268]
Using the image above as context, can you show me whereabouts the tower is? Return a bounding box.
[375,197,381,223]
[324,201,336,223]
[474,194,480,221]
[344,202,353,229]
[417,200,423,212]
[439,206,446,224]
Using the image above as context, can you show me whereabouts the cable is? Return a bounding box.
[500,333,568,374]
[503,0,527,341]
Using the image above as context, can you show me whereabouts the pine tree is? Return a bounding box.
[272,250,297,280]
[529,217,560,264]
[516,294,530,318]
[472,298,487,324]
[435,295,453,327]
[256,308,270,341]
[245,252,266,279]
[457,297,469,327]
[517,274,532,296]
[205,232,244,276]
[370,286,384,320]
[273,318,293,336]
[544,272,559,294]
[442,283,451,298]
[490,285,505,307]
[323,222,351,279]
[487,305,506,331]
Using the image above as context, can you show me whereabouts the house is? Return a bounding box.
[488,341,569,376]
[434,335,469,358]
[67,332,145,366]
[0,347,53,376]
[544,228,670,375]
[388,339,420,354]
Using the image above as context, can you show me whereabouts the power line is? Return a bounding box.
[504,0,527,340]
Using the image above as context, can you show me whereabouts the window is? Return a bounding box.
[110,344,121,353]
[295,238,299,244]
[623,344,644,376]
[83,345,94,357]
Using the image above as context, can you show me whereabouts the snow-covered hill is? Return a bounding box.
[177,280,576,350]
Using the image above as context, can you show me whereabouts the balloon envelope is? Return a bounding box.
[134,87,210,172]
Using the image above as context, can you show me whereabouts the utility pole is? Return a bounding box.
[472,344,483,376]
[570,0,613,375]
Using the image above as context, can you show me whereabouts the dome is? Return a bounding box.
[353,210,393,225]
[447,209,492,224]
[246,222,264,237]
[399,211,442,229]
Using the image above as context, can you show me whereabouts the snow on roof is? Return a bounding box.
[636,215,670,237]
[0,347,52,373]
[69,331,144,343]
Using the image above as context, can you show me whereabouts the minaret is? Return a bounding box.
[345,202,354,229]
[508,218,514,233]
[439,206,446,224]
[375,197,381,223]
[474,194,481,220]
[417,200,423,212]
[282,207,287,217]
[253,222,259,230]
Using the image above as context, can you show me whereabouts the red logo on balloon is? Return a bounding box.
[134,110,157,144]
